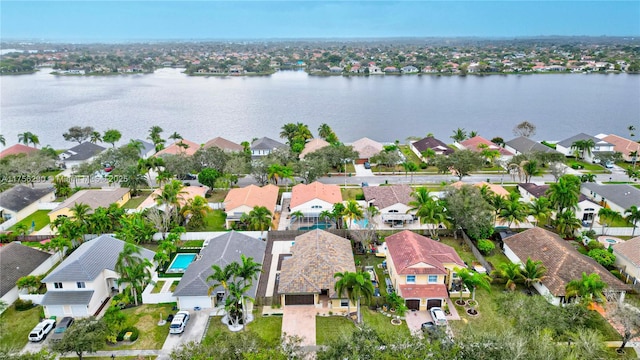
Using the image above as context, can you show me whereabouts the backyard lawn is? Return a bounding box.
[8,210,51,232]
[202,210,226,231]
[0,304,42,351]
[122,191,152,209]
[107,303,174,350]
[316,316,356,345]
[362,308,410,341]
[206,189,229,203]
[203,313,282,346]
[341,188,364,201]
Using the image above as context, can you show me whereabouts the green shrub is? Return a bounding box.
[116,326,140,342]
[587,248,616,267]
[586,240,604,251]
[355,193,365,200]
[14,299,34,311]
[419,162,428,169]
[477,239,495,255]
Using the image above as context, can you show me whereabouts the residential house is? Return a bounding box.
[290,181,342,222]
[172,231,266,310]
[133,139,156,159]
[351,137,384,163]
[503,227,629,305]
[251,137,287,157]
[459,136,513,161]
[0,243,53,307]
[203,137,244,153]
[0,144,39,159]
[383,66,399,73]
[299,138,330,159]
[518,183,601,226]
[504,136,560,156]
[596,134,640,162]
[368,63,383,74]
[40,235,155,318]
[48,188,130,222]
[59,142,105,169]
[410,136,454,161]
[400,65,419,74]
[581,183,640,215]
[363,185,415,228]
[278,230,356,309]
[612,236,640,286]
[0,185,55,223]
[329,66,343,73]
[555,133,615,163]
[155,139,201,157]
[385,230,467,311]
[137,186,208,212]
[451,181,511,198]
[223,184,279,229]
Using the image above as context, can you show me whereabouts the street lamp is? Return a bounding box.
[343,159,351,188]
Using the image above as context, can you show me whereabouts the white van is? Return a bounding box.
[169,311,190,334]
[29,319,56,342]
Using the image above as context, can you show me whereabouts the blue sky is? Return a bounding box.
[2,1,639,41]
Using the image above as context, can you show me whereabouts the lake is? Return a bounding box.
[1,68,638,149]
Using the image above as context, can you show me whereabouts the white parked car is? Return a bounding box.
[430,307,448,326]
[169,311,190,334]
[29,319,56,342]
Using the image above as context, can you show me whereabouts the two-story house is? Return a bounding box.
[250,137,287,158]
[289,181,342,225]
[385,230,466,311]
[363,184,415,228]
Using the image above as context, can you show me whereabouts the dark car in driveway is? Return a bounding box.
[50,317,74,342]
[364,162,371,169]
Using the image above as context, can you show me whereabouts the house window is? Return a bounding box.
[406,275,416,284]
[54,282,63,289]
[77,282,86,289]
[340,299,349,307]
[428,275,438,284]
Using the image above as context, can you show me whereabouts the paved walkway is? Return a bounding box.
[282,306,317,346]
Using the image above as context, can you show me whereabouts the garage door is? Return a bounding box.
[285,294,314,305]
[426,299,442,309]
[178,296,213,310]
[405,299,420,310]
[71,305,88,317]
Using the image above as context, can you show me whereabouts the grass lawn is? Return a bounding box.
[169,282,178,292]
[151,281,165,294]
[341,188,364,201]
[202,210,226,231]
[439,237,476,265]
[362,308,410,342]
[398,145,423,164]
[41,169,63,178]
[122,191,152,209]
[63,357,156,360]
[206,189,229,203]
[106,303,174,350]
[0,305,43,351]
[8,210,51,232]
[316,316,356,345]
[203,314,282,346]
[569,160,607,172]
[354,254,387,297]
[181,240,204,247]
[600,217,632,227]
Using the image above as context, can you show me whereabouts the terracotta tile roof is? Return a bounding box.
[203,137,243,152]
[363,185,413,209]
[503,227,630,296]
[223,184,279,212]
[138,186,208,210]
[451,181,510,198]
[612,236,640,267]
[0,144,39,159]
[155,139,201,157]
[460,136,513,156]
[399,284,448,299]
[299,138,330,159]
[278,230,355,297]
[290,181,342,209]
[411,137,454,155]
[351,137,384,159]
[600,134,640,161]
[386,230,465,275]
[51,188,130,213]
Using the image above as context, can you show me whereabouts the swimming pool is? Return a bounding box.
[298,222,332,231]
[167,254,197,273]
[354,219,370,229]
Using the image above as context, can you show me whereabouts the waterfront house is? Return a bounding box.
[459,136,513,161]
[299,138,330,159]
[59,142,105,169]
[0,243,53,308]
[612,236,640,286]
[410,136,454,160]
[351,137,384,163]
[385,230,467,311]
[383,66,399,73]
[173,231,266,310]
[503,227,629,306]
[400,65,419,74]
[596,134,640,162]
[555,133,614,163]
[203,137,244,153]
[0,185,55,224]
[41,235,155,318]
[290,181,342,225]
[133,139,156,159]
[0,144,39,159]
[278,230,355,309]
[48,188,130,222]
[581,183,640,215]
[251,137,287,157]
[155,139,201,157]
[368,63,383,74]
[505,136,560,156]
[223,184,279,229]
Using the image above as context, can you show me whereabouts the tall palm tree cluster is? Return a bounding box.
[115,243,153,306]
[207,255,262,328]
[491,257,547,291]
[237,206,273,239]
[51,202,125,252]
[334,270,375,324]
[280,122,313,154]
[407,187,447,239]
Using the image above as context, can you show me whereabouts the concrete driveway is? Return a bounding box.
[21,335,50,354]
[161,310,209,352]
[354,164,374,177]
[282,306,316,346]
[405,310,432,335]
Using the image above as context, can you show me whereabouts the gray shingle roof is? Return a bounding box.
[135,139,156,156]
[61,142,105,161]
[505,136,559,154]
[582,183,640,210]
[0,243,52,297]
[42,235,155,283]
[0,185,54,212]
[557,133,613,148]
[41,290,94,305]
[251,137,286,151]
[173,231,266,297]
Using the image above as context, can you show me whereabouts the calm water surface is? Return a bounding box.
[1,68,638,149]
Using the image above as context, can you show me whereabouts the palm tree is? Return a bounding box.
[456,268,491,301]
[546,175,581,212]
[154,179,186,215]
[571,139,595,161]
[554,209,582,238]
[120,166,148,196]
[70,202,92,233]
[450,128,467,143]
[521,160,541,183]
[625,205,640,236]
[565,272,607,306]
[115,243,146,306]
[241,206,272,239]
[410,194,447,239]
[491,262,521,291]
[53,175,72,199]
[498,198,527,228]
[629,150,638,169]
[168,131,183,143]
[290,210,305,228]
[18,132,39,148]
[154,239,177,271]
[519,257,547,290]
[90,131,102,144]
[349,270,375,324]
[528,196,553,227]
[207,262,240,300]
[343,200,363,229]
[235,255,262,324]
[597,208,623,235]
[318,123,334,140]
[331,203,346,229]
[0,134,5,146]
[334,271,354,318]
[88,207,111,235]
[181,195,212,230]
[319,210,333,226]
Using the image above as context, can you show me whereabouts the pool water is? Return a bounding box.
[298,222,332,231]
[606,239,617,244]
[354,219,370,228]
[167,254,196,273]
